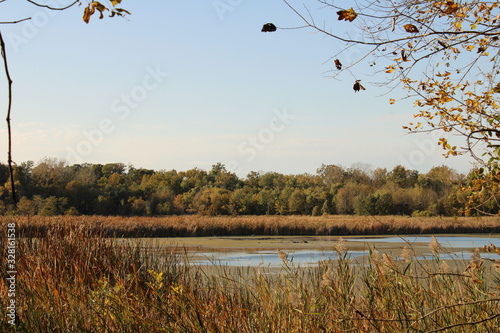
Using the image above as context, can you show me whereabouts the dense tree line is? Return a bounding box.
[0,158,491,217]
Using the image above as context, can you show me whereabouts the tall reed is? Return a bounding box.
[1,218,499,332]
[8,215,500,238]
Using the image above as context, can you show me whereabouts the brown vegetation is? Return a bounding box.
[5,215,500,238]
[1,221,499,332]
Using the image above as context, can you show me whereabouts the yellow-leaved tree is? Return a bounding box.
[280,0,500,215]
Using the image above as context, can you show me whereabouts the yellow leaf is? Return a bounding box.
[83,6,93,24]
[492,83,500,94]
[385,65,396,73]
[111,0,121,6]
[337,8,357,22]
[93,2,108,19]
[389,98,396,104]
[83,1,109,23]
[403,24,419,33]
[443,1,460,15]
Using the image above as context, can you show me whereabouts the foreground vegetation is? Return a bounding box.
[7,215,500,238]
[1,219,499,332]
[0,159,489,217]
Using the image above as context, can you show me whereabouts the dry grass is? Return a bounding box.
[7,214,500,238]
[1,217,499,332]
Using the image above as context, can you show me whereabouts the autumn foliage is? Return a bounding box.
[0,159,490,217]
[281,0,500,214]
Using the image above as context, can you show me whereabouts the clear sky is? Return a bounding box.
[0,0,476,177]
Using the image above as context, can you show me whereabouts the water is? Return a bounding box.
[195,249,368,267]
[159,234,500,267]
[349,235,499,248]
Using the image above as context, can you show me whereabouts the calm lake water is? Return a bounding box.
[134,234,500,267]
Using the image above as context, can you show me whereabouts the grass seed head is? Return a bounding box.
[429,235,441,253]
[401,245,413,263]
[335,237,347,253]
[277,249,288,261]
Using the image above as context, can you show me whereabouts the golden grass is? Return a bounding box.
[1,218,499,332]
[6,214,500,237]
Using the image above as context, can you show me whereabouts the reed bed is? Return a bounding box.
[7,214,500,238]
[1,217,499,332]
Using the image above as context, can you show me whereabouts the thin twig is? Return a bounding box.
[25,0,79,11]
[0,17,31,24]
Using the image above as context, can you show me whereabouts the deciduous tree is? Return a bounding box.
[281,0,500,213]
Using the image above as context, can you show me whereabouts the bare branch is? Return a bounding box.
[25,0,79,11]
[0,30,17,206]
[0,17,31,24]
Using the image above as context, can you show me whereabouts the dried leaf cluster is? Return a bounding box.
[82,1,130,24]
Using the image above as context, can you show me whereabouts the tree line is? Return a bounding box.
[0,158,492,217]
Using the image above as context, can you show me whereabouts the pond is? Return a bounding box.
[129,234,500,267]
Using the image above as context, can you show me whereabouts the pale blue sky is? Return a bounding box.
[0,0,475,176]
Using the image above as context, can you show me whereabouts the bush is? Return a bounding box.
[412,210,433,217]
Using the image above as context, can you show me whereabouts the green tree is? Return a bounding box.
[335,182,371,215]
[321,192,335,215]
[256,188,277,215]
[355,191,394,216]
[148,187,175,215]
[387,165,419,189]
[180,168,209,192]
[317,164,345,187]
[209,163,241,191]
[288,188,307,214]
[102,163,126,178]
[128,197,147,216]
[276,186,294,215]
[418,166,463,195]
[230,188,258,215]
[192,188,231,216]
[259,172,286,190]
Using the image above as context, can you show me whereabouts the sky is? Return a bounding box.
[0,0,477,177]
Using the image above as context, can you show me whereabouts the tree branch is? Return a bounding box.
[0,17,32,24]
[25,0,79,11]
[0,30,17,207]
